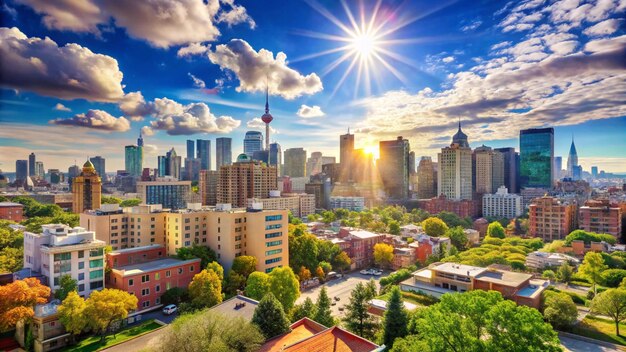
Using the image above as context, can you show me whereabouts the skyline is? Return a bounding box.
[1,0,626,173]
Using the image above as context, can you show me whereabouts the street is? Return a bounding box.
[560,335,620,352]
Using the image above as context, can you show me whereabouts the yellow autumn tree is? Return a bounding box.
[188,269,223,308]
[58,291,87,343]
[0,278,50,331]
[84,289,138,342]
[373,243,394,269]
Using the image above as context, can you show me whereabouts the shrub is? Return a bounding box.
[601,269,626,287]
[380,269,413,287]
[401,291,438,306]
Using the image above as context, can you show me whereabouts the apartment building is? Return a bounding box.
[23,224,106,297]
[217,155,278,208]
[329,196,365,211]
[482,186,523,219]
[529,196,578,242]
[0,201,24,221]
[246,191,315,218]
[136,178,192,210]
[579,199,622,238]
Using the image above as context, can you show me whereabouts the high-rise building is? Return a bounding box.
[196,139,211,170]
[217,154,278,207]
[378,136,410,199]
[158,148,182,180]
[339,131,355,182]
[199,170,218,206]
[124,133,144,177]
[90,156,105,179]
[306,152,323,177]
[184,158,201,182]
[528,195,577,242]
[253,150,269,164]
[28,153,36,176]
[34,161,45,178]
[417,157,436,199]
[438,123,473,200]
[567,138,579,180]
[495,147,519,193]
[136,179,191,210]
[473,145,504,196]
[244,131,263,157]
[520,128,554,189]
[591,166,598,178]
[554,156,562,181]
[15,160,28,184]
[284,148,307,177]
[186,140,195,160]
[72,160,102,213]
[49,169,62,184]
[579,199,622,238]
[482,186,523,219]
[260,87,274,151]
[67,164,80,187]
[409,151,416,174]
[216,137,232,169]
[269,142,282,175]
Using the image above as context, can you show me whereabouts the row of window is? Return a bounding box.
[266,240,282,247]
[265,215,283,222]
[127,266,195,286]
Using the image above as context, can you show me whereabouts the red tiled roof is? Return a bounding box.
[283,326,380,352]
[259,318,327,352]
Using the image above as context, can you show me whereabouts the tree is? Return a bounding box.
[225,271,246,295]
[252,293,291,339]
[298,266,312,281]
[232,255,257,278]
[54,274,77,301]
[58,291,87,343]
[390,335,431,352]
[315,266,325,280]
[206,261,224,280]
[542,270,556,282]
[119,198,142,207]
[365,279,378,298]
[313,287,335,327]
[319,261,332,274]
[245,271,270,301]
[0,278,50,331]
[543,292,577,330]
[188,269,223,308]
[383,286,408,347]
[579,252,608,296]
[291,297,317,322]
[591,289,626,336]
[486,221,506,239]
[101,196,122,204]
[558,262,573,283]
[289,233,320,272]
[161,287,189,306]
[422,217,449,237]
[343,282,379,339]
[389,220,401,235]
[268,267,300,310]
[321,210,336,224]
[373,243,394,269]
[176,245,217,269]
[446,226,468,250]
[84,289,137,342]
[333,251,352,273]
[602,269,626,288]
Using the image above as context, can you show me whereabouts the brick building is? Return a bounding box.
[0,201,24,221]
[529,196,577,242]
[337,228,385,269]
[579,199,622,239]
[417,194,481,218]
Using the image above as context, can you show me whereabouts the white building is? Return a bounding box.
[246,191,315,218]
[525,251,580,270]
[23,224,106,297]
[438,143,473,200]
[483,186,523,219]
[329,196,365,211]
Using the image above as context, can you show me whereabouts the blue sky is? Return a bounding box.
[1,0,625,173]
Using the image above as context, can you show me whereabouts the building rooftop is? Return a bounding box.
[349,230,382,240]
[283,325,381,352]
[432,262,486,278]
[260,318,327,352]
[209,295,259,322]
[108,244,163,255]
[112,257,200,277]
[368,299,418,312]
[474,269,533,287]
[0,202,23,207]
[516,279,549,299]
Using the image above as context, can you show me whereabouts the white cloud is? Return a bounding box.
[118,92,151,121]
[49,109,130,131]
[15,0,105,33]
[584,18,622,36]
[0,27,125,102]
[247,117,278,134]
[208,39,323,99]
[442,56,455,63]
[461,20,482,32]
[216,0,255,29]
[188,73,206,88]
[297,104,325,118]
[54,103,71,111]
[177,42,211,58]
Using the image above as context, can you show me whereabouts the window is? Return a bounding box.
[54,253,71,261]
[142,300,150,308]
[142,288,150,296]
[156,297,161,304]
[78,284,85,292]
[265,257,281,265]
[90,248,104,257]
[155,273,160,280]
[178,268,183,274]
[265,232,282,239]
[266,249,282,256]
[90,270,103,280]
[266,240,282,247]
[155,285,160,292]
[166,282,171,290]
[142,274,150,283]
[265,215,283,222]
[166,270,171,277]
[78,251,84,259]
[129,279,134,286]
[89,259,103,268]
[190,266,194,272]
[78,262,85,270]
[265,224,282,230]
[78,273,85,281]
[90,281,103,290]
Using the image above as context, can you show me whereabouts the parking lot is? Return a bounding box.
[296,270,384,317]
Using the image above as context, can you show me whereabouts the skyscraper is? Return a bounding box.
[495,147,519,194]
[184,158,201,181]
[90,156,106,179]
[284,148,307,177]
[244,131,263,157]
[199,170,218,206]
[520,128,554,189]
[438,122,473,200]
[269,142,282,175]
[186,140,195,160]
[379,136,411,199]
[196,139,211,170]
[591,166,598,178]
[339,131,354,182]
[409,151,416,174]
[72,160,102,213]
[567,138,579,180]
[15,160,28,184]
[554,156,562,181]
[166,148,181,180]
[417,156,436,199]
[473,146,504,196]
[216,137,232,169]
[306,152,323,176]
[34,161,44,178]
[261,86,273,150]
[28,153,36,176]
[124,132,144,177]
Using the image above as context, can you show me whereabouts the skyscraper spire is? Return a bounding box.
[137,130,144,147]
[261,80,273,151]
[265,84,269,114]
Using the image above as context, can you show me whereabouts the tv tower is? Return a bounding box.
[261,85,273,150]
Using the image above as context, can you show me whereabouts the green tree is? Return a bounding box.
[57,291,87,343]
[119,198,142,207]
[307,214,319,222]
[373,243,394,269]
[252,293,290,339]
[232,255,257,278]
[319,261,332,274]
[188,269,223,308]
[225,271,247,294]
[84,289,137,342]
[343,282,378,339]
[390,335,431,352]
[291,297,317,323]
[313,287,335,327]
[446,226,468,250]
[289,233,320,272]
[602,269,626,288]
[422,217,449,237]
[542,270,556,282]
[389,220,401,235]
[437,211,471,229]
[558,262,573,283]
[365,279,378,298]
[565,230,617,246]
[579,252,608,295]
[333,251,352,273]
[268,267,300,310]
[54,274,77,301]
[591,288,626,336]
[245,271,270,301]
[176,245,218,269]
[486,221,506,238]
[161,287,189,306]
[543,292,577,330]
[383,286,408,347]
[101,196,122,204]
[206,261,224,280]
[321,210,336,224]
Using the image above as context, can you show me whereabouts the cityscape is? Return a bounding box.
[1,0,626,352]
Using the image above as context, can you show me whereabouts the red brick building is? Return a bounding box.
[337,228,385,269]
[417,195,481,218]
[529,196,577,242]
[579,200,622,239]
[0,202,24,222]
[107,245,201,311]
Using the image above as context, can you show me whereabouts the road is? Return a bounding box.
[560,335,620,351]
[297,271,383,317]
[101,308,177,352]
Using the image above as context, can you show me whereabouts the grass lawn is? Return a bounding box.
[60,320,162,352]
[571,315,626,346]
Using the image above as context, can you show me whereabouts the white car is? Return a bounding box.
[360,269,371,275]
[162,304,177,315]
[373,270,383,276]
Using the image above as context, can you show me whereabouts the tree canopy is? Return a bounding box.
[252,293,291,339]
[58,291,87,341]
[313,287,335,327]
[422,217,449,237]
[486,221,506,239]
[54,274,77,301]
[0,278,50,331]
[245,271,270,301]
[176,244,217,269]
[441,236,542,270]
[579,252,608,295]
[84,289,138,341]
[268,267,300,310]
[189,269,223,309]
[565,230,617,246]
[383,286,409,347]
[373,243,394,269]
[543,291,577,330]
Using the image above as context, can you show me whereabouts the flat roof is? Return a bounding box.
[112,257,199,277]
[109,244,164,255]
[516,279,549,298]
[209,295,259,322]
[349,230,382,239]
[474,270,533,287]
[369,299,418,311]
[0,202,23,207]
[433,263,486,277]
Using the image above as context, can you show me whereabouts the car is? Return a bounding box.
[360,269,371,275]
[338,306,345,312]
[331,301,337,306]
[333,296,340,301]
[373,270,383,276]
[162,304,177,315]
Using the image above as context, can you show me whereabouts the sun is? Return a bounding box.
[363,145,379,160]
[350,31,378,59]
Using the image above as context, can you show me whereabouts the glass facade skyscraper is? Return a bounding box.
[520,128,554,189]
[186,140,195,159]
[89,156,106,178]
[216,137,232,169]
[379,137,411,199]
[196,139,211,170]
[244,131,263,157]
[124,145,143,177]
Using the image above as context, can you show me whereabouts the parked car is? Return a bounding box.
[162,304,177,315]
[360,269,371,275]
[373,270,383,276]
[326,271,339,280]
[334,296,340,301]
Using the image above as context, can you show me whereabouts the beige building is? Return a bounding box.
[246,192,315,218]
[72,160,102,213]
[473,145,504,196]
[217,154,278,208]
[438,144,473,200]
[417,156,436,199]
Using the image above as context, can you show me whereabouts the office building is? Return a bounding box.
[199,170,218,206]
[567,139,579,180]
[438,123,472,200]
[15,160,28,184]
[473,145,504,196]
[184,158,201,182]
[48,169,62,184]
[591,166,598,178]
[305,178,331,209]
[253,149,269,164]
[216,137,232,169]
[579,199,622,238]
[268,142,282,175]
[339,131,355,182]
[495,147,519,194]
[186,140,195,160]
[23,224,106,297]
[483,186,523,219]
[136,179,191,210]
[554,156,563,181]
[89,156,105,179]
[417,156,437,199]
[158,148,182,180]
[378,136,410,199]
[28,153,36,176]
[244,131,263,157]
[246,191,315,218]
[329,196,365,211]
[196,139,211,170]
[34,161,45,178]
[520,128,554,189]
[529,195,577,242]
[125,145,143,177]
[72,160,102,213]
[284,148,307,177]
[217,154,278,208]
[306,152,323,176]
